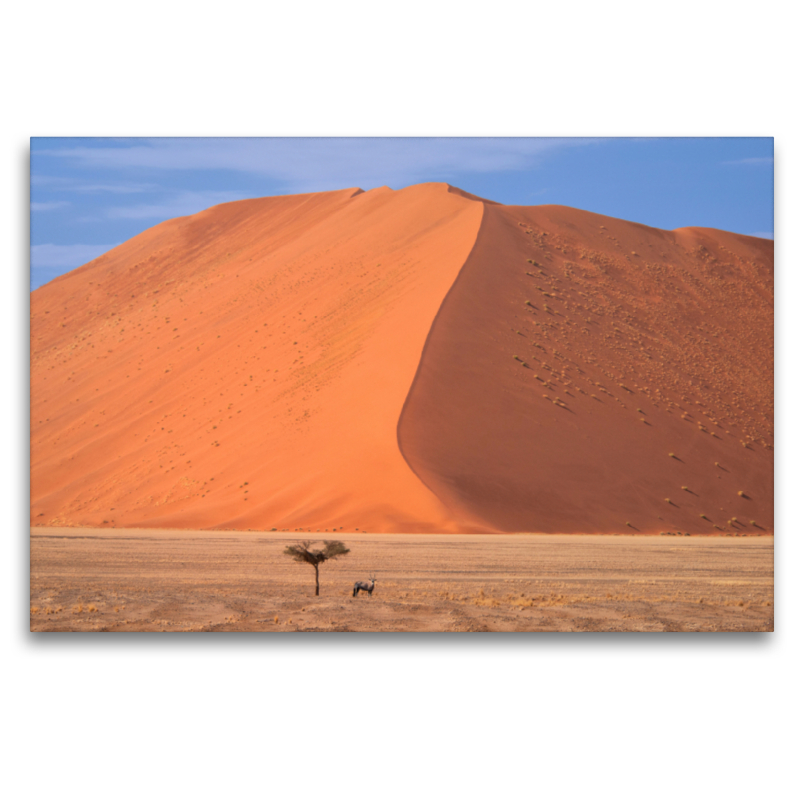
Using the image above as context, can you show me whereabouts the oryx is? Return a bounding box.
[353,576,377,597]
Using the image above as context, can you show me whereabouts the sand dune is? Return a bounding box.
[31,184,773,534]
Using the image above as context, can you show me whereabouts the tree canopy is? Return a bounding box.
[283,540,350,595]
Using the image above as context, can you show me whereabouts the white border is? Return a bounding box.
[5,3,796,798]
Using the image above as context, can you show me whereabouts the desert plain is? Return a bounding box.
[30,528,773,632]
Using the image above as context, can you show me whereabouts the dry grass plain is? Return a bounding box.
[30,529,773,632]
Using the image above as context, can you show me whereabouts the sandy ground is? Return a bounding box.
[30,528,773,632]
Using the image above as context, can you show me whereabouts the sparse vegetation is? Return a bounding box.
[283,540,350,596]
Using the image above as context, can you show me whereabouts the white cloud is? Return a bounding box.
[30,201,69,211]
[30,174,72,187]
[31,175,158,193]
[36,138,600,192]
[74,182,158,194]
[30,243,120,269]
[104,190,251,220]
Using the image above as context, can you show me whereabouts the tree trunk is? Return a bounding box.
[314,564,319,596]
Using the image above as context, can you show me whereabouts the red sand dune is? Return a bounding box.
[31,184,773,533]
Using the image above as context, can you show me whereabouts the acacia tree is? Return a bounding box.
[283,540,350,596]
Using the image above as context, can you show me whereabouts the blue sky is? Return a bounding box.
[30,137,773,291]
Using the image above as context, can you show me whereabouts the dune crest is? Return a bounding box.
[31,185,772,534]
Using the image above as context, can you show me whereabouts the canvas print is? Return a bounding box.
[30,137,774,631]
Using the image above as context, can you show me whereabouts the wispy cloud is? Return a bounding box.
[31,175,158,193]
[36,138,600,192]
[30,174,73,187]
[104,190,252,220]
[31,243,120,269]
[30,201,69,211]
[722,157,774,165]
[74,182,159,194]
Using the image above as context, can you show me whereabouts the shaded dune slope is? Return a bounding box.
[32,184,773,534]
[31,184,483,531]
[398,203,773,533]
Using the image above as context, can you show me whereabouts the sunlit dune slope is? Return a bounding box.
[31,184,483,531]
[31,184,773,534]
[398,203,773,533]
